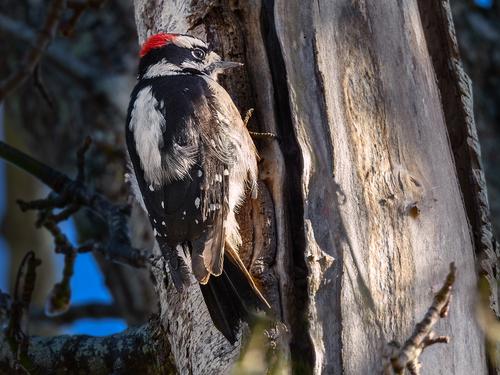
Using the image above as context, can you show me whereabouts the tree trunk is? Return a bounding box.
[132,0,491,373]
[1,0,493,373]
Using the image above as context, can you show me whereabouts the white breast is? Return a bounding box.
[129,86,197,187]
[129,86,166,187]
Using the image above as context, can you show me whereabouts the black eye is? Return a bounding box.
[192,48,206,60]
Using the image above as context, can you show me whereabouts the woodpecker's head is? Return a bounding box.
[138,33,241,80]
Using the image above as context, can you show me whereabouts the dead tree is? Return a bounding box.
[0,0,496,373]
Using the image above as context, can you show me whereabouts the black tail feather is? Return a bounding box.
[160,242,190,292]
[199,254,269,344]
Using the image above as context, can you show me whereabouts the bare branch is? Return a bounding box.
[0,262,172,374]
[45,249,76,316]
[0,266,172,373]
[50,204,81,223]
[0,13,99,81]
[5,252,42,373]
[248,130,279,141]
[0,140,148,268]
[0,0,66,100]
[33,65,56,110]
[0,323,175,374]
[62,0,108,36]
[76,136,92,183]
[383,263,457,374]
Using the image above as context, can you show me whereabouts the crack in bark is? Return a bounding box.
[416,0,497,296]
[260,1,314,372]
[416,1,498,371]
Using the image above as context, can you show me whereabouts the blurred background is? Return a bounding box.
[0,0,498,336]
[0,0,157,336]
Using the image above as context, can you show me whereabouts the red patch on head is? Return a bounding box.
[140,33,177,57]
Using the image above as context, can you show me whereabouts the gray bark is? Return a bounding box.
[0,322,173,375]
[275,1,486,373]
[132,0,490,373]
[0,0,493,373]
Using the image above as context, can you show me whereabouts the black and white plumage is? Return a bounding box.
[125,33,269,343]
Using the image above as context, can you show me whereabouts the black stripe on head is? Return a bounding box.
[138,35,210,78]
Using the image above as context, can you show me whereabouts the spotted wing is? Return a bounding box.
[126,75,235,284]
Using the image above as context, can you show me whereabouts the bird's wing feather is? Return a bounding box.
[132,76,235,282]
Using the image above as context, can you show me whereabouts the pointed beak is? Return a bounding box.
[215,60,244,70]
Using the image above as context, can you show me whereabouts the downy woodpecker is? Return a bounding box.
[125,33,269,343]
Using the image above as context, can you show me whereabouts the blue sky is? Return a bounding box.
[475,0,493,7]
[59,219,127,335]
[0,183,126,336]
[0,104,125,336]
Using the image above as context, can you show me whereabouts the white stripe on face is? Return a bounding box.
[173,35,208,50]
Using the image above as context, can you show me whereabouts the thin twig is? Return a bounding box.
[248,130,279,140]
[6,252,41,372]
[50,204,80,222]
[0,323,171,373]
[33,64,56,110]
[17,195,66,212]
[76,136,92,182]
[42,220,73,254]
[0,13,99,82]
[8,138,147,317]
[45,249,77,316]
[0,0,67,100]
[383,262,456,374]
[243,108,254,127]
[243,108,279,140]
[62,0,107,36]
[0,139,148,268]
[0,141,72,195]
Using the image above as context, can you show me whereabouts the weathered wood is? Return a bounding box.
[417,0,498,316]
[132,0,489,373]
[273,0,486,373]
